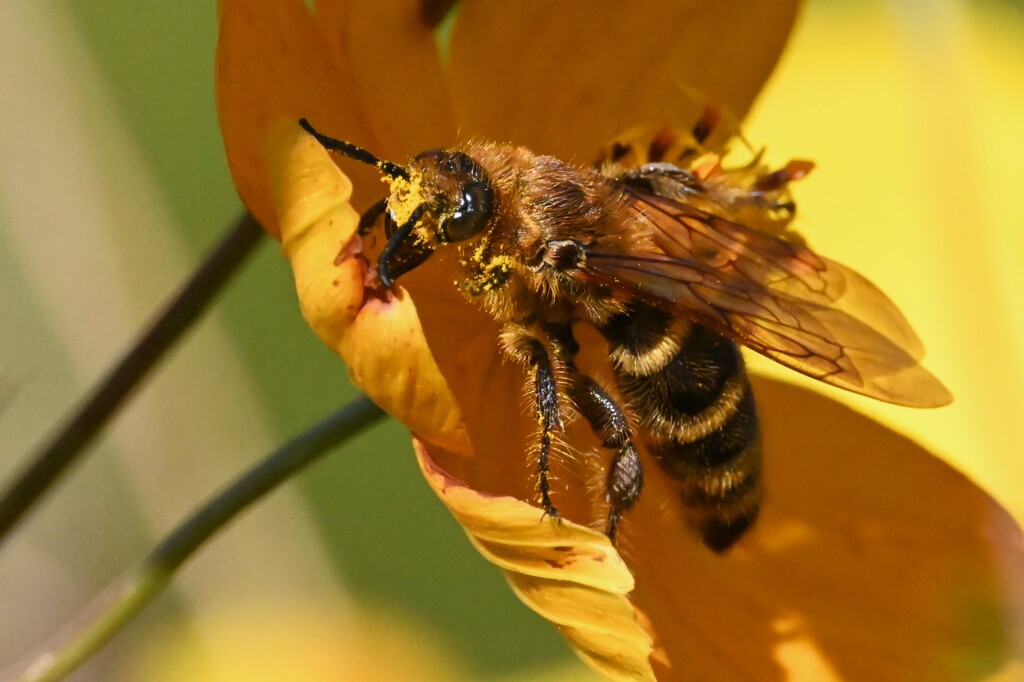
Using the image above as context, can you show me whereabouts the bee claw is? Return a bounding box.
[540,505,561,524]
[605,514,620,544]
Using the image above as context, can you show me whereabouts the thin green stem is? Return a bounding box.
[4,395,386,682]
[0,212,264,544]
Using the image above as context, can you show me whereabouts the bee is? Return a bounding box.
[298,114,951,551]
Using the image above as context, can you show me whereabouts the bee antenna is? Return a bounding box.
[298,118,409,181]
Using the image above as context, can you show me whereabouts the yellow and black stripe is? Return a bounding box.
[600,302,762,551]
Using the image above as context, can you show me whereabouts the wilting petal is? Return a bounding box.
[447,1,800,160]
[269,121,469,454]
[415,440,655,682]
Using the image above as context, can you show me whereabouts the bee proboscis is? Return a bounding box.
[298,115,950,551]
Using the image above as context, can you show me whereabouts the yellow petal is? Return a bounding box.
[746,0,1024,526]
[415,440,655,682]
[447,1,800,161]
[269,120,469,455]
[270,118,364,339]
[339,292,471,455]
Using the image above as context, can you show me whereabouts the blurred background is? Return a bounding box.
[0,1,1021,680]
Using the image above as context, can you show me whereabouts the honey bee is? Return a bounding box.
[299,114,951,551]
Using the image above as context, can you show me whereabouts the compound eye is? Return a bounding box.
[443,180,493,242]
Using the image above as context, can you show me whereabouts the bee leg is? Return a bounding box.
[571,377,642,543]
[501,326,564,521]
[691,106,721,145]
[530,339,562,521]
[357,198,388,235]
[546,324,642,543]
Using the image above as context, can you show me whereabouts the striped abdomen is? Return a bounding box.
[599,302,762,551]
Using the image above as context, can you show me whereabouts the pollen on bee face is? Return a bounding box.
[386,170,426,225]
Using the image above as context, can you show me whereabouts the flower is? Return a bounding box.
[216,2,1024,680]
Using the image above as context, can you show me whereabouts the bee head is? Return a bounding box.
[407,149,495,245]
[299,119,495,287]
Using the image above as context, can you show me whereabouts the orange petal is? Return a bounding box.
[447,1,800,161]
[615,376,1024,681]
[217,0,455,235]
[269,121,469,455]
[312,0,457,158]
[421,375,1024,680]
[217,1,364,235]
[408,308,1024,681]
[218,5,1023,681]
[415,440,655,682]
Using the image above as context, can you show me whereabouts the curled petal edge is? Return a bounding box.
[414,439,655,682]
[268,119,471,456]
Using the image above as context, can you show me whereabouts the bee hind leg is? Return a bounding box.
[505,322,644,540]
[545,324,642,543]
[570,376,642,543]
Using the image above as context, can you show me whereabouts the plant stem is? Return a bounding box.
[0,212,264,544]
[4,395,386,682]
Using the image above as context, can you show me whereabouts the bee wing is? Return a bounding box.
[583,193,952,407]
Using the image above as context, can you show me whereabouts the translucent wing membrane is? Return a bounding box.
[584,191,951,407]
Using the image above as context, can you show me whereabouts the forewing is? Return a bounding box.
[584,193,951,407]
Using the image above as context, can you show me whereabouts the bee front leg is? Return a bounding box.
[357,198,388,235]
[501,325,564,521]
